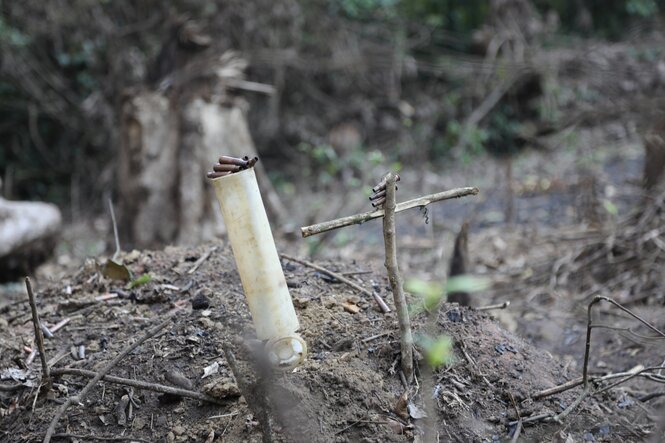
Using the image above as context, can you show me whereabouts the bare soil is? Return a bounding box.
[0,236,659,442]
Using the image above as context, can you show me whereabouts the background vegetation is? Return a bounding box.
[0,0,663,208]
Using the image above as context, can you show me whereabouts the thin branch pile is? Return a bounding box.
[536,189,665,304]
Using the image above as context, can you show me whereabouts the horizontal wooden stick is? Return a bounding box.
[300,186,479,238]
[531,377,583,400]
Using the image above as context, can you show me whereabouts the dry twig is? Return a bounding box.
[510,419,523,443]
[188,246,218,274]
[475,301,510,311]
[25,277,51,390]
[594,365,665,395]
[381,173,414,382]
[532,295,665,424]
[582,296,665,390]
[280,253,390,313]
[532,377,584,400]
[50,368,227,405]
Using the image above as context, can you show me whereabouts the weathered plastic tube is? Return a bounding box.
[211,168,306,369]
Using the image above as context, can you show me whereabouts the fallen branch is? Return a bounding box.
[583,296,665,391]
[594,366,665,395]
[49,318,70,333]
[300,187,479,238]
[224,78,276,95]
[50,368,228,405]
[335,415,369,435]
[535,295,665,422]
[528,366,665,424]
[25,277,51,390]
[532,377,583,400]
[280,253,390,313]
[381,173,413,382]
[43,316,173,443]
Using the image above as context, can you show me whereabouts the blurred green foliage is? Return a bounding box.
[405,274,490,315]
[405,274,489,369]
[129,273,152,289]
[534,0,664,38]
[0,0,662,210]
[296,141,385,188]
[338,0,663,37]
[338,0,490,31]
[0,15,30,47]
[416,334,454,369]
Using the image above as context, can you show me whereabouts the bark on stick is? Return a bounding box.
[381,172,414,382]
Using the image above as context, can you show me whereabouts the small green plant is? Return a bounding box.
[602,199,619,217]
[405,275,490,368]
[417,334,453,369]
[128,273,152,289]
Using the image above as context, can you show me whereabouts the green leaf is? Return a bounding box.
[405,278,443,297]
[603,199,618,216]
[418,335,453,369]
[445,275,491,294]
[128,273,152,289]
[405,278,445,312]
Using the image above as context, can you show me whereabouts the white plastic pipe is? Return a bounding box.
[211,168,306,369]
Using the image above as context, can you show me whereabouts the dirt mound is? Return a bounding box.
[0,243,645,442]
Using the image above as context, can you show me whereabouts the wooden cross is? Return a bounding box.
[300,184,478,238]
[299,173,479,381]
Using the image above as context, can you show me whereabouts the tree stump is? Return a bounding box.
[118,92,179,248]
[117,47,286,249]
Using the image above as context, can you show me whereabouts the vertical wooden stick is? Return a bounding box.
[382,173,414,382]
[25,277,51,390]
